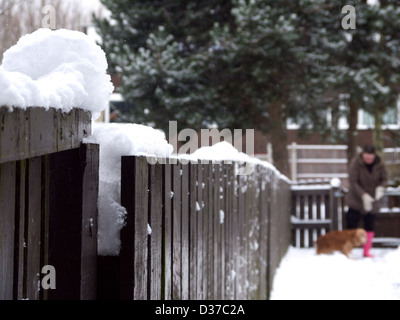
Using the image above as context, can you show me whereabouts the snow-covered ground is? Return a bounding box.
[271,246,400,300]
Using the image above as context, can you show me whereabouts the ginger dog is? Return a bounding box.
[316,228,367,257]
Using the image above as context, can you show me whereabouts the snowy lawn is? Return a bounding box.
[271,246,400,300]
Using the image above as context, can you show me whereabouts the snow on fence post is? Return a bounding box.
[116,155,292,300]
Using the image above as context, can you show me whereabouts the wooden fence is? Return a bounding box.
[291,183,400,248]
[0,107,99,300]
[291,184,345,248]
[97,156,292,300]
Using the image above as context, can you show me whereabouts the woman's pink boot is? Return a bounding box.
[363,231,375,258]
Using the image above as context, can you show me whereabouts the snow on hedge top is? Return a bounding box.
[0,28,114,114]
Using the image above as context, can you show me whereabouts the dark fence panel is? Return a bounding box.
[0,143,99,300]
[291,185,344,248]
[1,107,99,300]
[116,156,292,300]
[47,143,99,300]
[0,162,16,299]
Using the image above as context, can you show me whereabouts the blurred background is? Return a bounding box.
[1,0,399,185]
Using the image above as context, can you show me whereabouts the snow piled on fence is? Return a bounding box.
[0,28,114,117]
[271,246,400,300]
[181,141,291,183]
[88,123,291,256]
[87,123,173,255]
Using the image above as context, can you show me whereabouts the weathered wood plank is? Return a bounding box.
[0,109,28,164]
[79,144,99,300]
[48,148,82,299]
[196,164,204,300]
[207,163,214,299]
[149,161,163,300]
[219,163,226,300]
[120,156,136,300]
[258,166,269,300]
[14,160,26,300]
[0,107,91,164]
[28,109,57,158]
[201,164,210,299]
[224,163,235,300]
[172,162,182,300]
[0,162,16,300]
[237,174,247,299]
[162,162,172,300]
[25,157,42,300]
[181,163,190,300]
[47,145,98,300]
[40,155,50,301]
[213,163,221,299]
[133,157,149,300]
[120,156,150,300]
[189,163,198,300]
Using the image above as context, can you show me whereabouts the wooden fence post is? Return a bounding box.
[163,160,172,300]
[120,156,149,300]
[289,142,297,181]
[148,159,163,300]
[47,143,99,300]
[0,162,16,300]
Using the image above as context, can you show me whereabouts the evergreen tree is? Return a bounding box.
[207,0,337,174]
[314,0,400,159]
[95,0,233,131]
[95,0,400,174]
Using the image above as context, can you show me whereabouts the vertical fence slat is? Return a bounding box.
[196,163,204,300]
[181,163,190,300]
[163,161,172,300]
[26,157,42,300]
[202,163,210,299]
[207,162,214,299]
[79,144,99,300]
[237,174,246,299]
[225,162,236,300]
[149,160,163,300]
[48,149,83,299]
[219,164,225,300]
[120,156,149,300]
[134,157,149,300]
[14,160,26,300]
[172,162,182,300]
[48,145,99,300]
[120,156,135,299]
[213,163,220,299]
[232,165,239,300]
[258,167,268,300]
[0,162,16,300]
[189,162,198,300]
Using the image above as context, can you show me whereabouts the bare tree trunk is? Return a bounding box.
[269,101,289,176]
[347,98,359,164]
[373,105,384,157]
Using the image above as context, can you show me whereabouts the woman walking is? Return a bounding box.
[346,145,388,258]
